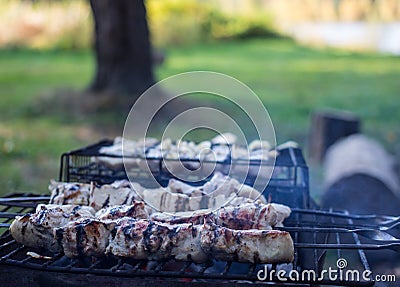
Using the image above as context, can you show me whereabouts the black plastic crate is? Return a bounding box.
[59,139,310,208]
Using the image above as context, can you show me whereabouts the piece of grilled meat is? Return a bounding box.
[107,219,209,263]
[200,217,294,264]
[89,181,143,211]
[95,203,148,220]
[10,204,95,252]
[10,204,145,256]
[50,180,144,211]
[107,218,293,264]
[49,181,92,206]
[150,202,291,230]
[56,217,136,258]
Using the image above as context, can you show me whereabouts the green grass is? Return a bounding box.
[0,49,94,193]
[1,39,400,195]
[157,40,400,146]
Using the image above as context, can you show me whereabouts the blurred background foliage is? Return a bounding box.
[0,0,92,50]
[2,0,399,50]
[0,0,280,49]
[0,0,399,194]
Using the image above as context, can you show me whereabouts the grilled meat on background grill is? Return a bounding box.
[95,203,148,220]
[137,188,259,213]
[146,138,214,160]
[170,172,266,204]
[100,135,234,162]
[49,181,92,206]
[89,180,144,211]
[137,173,266,212]
[49,173,266,213]
[99,137,158,157]
[98,136,277,163]
[10,204,95,252]
[50,180,143,211]
[95,135,282,182]
[150,202,291,230]
[97,137,158,169]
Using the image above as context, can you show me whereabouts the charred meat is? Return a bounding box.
[10,204,95,252]
[150,202,291,230]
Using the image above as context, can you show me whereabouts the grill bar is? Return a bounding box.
[0,197,50,203]
[0,239,16,250]
[347,211,371,276]
[282,226,392,233]
[292,208,377,219]
[0,213,22,218]
[295,243,400,251]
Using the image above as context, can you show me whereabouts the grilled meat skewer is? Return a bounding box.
[10,201,289,257]
[10,203,144,256]
[95,203,148,220]
[57,217,136,258]
[10,204,95,252]
[11,206,294,264]
[49,173,266,213]
[150,202,291,230]
[201,216,294,263]
[89,181,143,211]
[108,218,293,264]
[49,181,92,206]
[107,220,208,263]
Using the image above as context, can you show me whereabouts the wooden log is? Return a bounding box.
[323,134,400,203]
[322,134,400,271]
[309,109,360,163]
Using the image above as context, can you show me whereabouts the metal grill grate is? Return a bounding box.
[1,194,397,286]
[59,140,310,209]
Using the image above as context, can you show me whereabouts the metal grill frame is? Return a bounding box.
[0,194,384,287]
[59,140,310,209]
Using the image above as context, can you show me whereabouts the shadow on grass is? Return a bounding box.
[24,88,138,137]
[23,87,200,139]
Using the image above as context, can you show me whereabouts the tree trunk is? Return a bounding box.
[89,0,154,98]
[309,110,360,164]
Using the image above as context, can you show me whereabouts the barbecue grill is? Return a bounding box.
[1,140,399,286]
[59,140,310,209]
[3,193,400,286]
